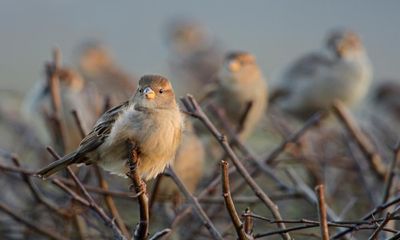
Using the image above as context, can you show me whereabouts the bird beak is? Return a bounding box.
[143,87,156,99]
[227,60,240,72]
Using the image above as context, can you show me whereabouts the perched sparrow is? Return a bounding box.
[156,120,205,204]
[23,68,95,152]
[75,41,137,107]
[165,19,223,98]
[270,29,372,119]
[37,75,184,180]
[205,51,268,140]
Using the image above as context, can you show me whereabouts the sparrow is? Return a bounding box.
[165,18,223,98]
[22,67,95,152]
[156,120,205,204]
[204,51,268,140]
[37,75,184,181]
[75,41,137,107]
[270,29,372,119]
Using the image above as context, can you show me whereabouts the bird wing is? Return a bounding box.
[285,53,334,79]
[76,100,130,159]
[270,53,334,102]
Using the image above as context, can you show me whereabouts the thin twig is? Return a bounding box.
[332,100,386,180]
[199,193,302,204]
[382,140,400,203]
[220,160,249,240]
[45,48,65,153]
[149,175,163,217]
[243,208,254,236]
[46,147,126,240]
[165,167,224,240]
[126,140,149,240]
[148,228,171,240]
[367,212,392,240]
[315,185,329,240]
[10,155,68,217]
[0,202,68,240]
[265,112,324,165]
[181,94,291,240]
[332,194,400,239]
[236,101,253,134]
[72,109,130,238]
[0,161,135,198]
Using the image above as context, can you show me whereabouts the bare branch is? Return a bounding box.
[315,185,329,240]
[0,202,68,240]
[220,160,249,240]
[72,109,130,238]
[166,166,223,239]
[46,147,126,240]
[126,140,149,240]
[332,100,386,180]
[181,94,291,240]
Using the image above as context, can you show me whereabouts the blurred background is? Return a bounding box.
[1,1,399,93]
[1,2,400,239]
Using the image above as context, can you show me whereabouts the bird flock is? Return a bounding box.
[0,18,399,240]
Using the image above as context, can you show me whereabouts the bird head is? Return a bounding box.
[326,30,365,59]
[165,19,208,55]
[76,41,114,74]
[133,75,176,110]
[219,51,261,86]
[57,68,85,92]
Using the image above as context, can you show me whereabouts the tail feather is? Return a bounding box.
[36,152,77,178]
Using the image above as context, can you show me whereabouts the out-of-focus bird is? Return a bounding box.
[165,19,224,98]
[23,67,95,152]
[75,41,137,108]
[270,29,372,119]
[37,75,184,181]
[204,51,268,140]
[156,120,205,205]
[363,80,400,145]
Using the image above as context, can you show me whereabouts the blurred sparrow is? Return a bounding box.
[205,51,268,140]
[156,120,205,204]
[270,29,372,119]
[165,19,223,98]
[37,75,184,180]
[23,68,95,152]
[75,41,137,107]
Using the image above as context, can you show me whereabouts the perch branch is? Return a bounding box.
[332,100,386,180]
[220,160,249,240]
[126,140,149,240]
[46,147,126,240]
[315,185,329,240]
[165,167,224,240]
[182,94,292,240]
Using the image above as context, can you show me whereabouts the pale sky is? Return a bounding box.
[0,1,399,92]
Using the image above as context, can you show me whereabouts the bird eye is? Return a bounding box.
[139,89,143,93]
[159,89,164,94]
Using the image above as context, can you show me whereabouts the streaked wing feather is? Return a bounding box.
[77,101,130,157]
[286,53,334,79]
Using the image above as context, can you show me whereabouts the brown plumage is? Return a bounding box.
[37,75,184,180]
[23,67,96,152]
[270,29,372,119]
[156,120,205,204]
[205,51,268,140]
[76,41,137,106]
